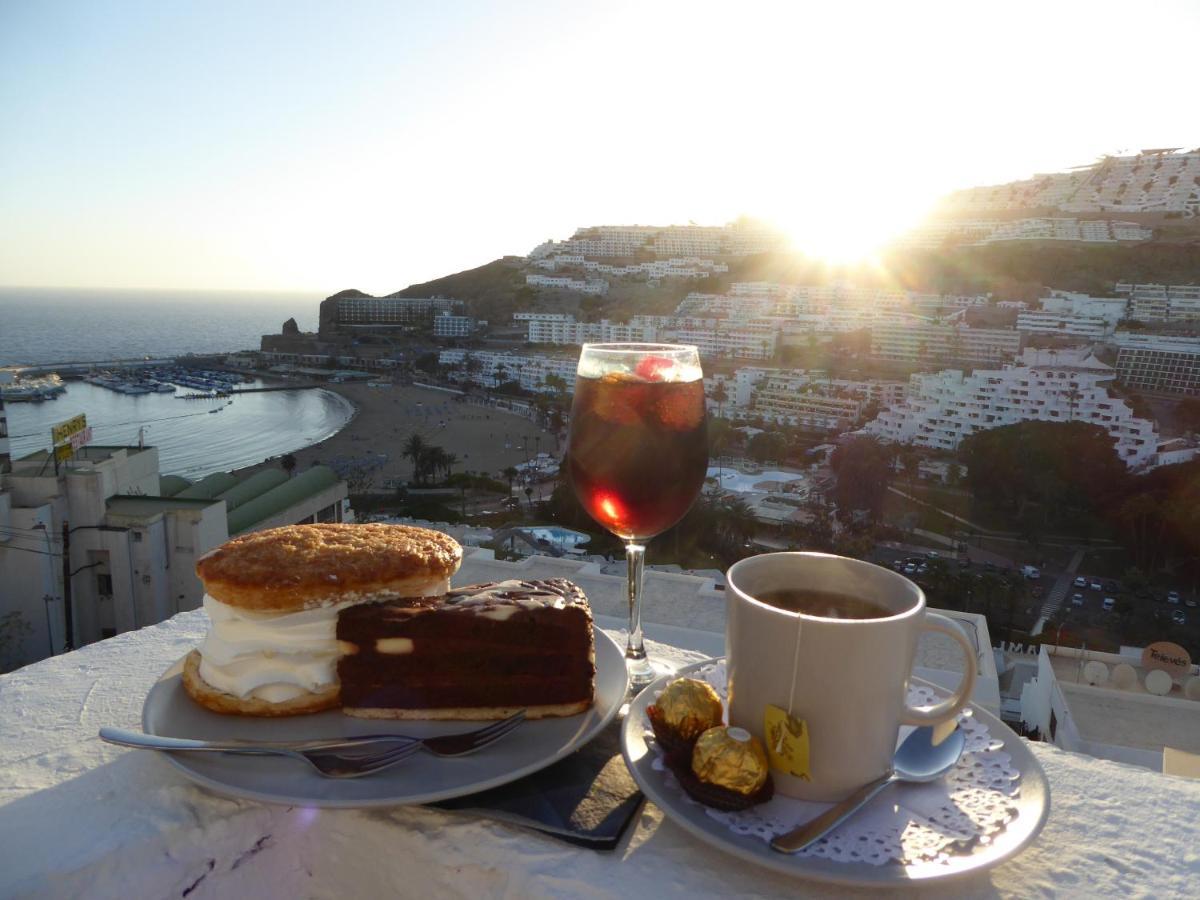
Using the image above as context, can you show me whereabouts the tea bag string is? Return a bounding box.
[777,610,803,753]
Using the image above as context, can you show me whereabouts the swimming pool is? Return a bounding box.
[525,526,591,548]
[706,466,808,494]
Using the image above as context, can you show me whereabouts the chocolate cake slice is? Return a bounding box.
[337,579,596,720]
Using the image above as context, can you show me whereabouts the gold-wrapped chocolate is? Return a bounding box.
[653,678,724,742]
[691,726,770,796]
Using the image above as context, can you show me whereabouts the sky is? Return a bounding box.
[1,0,1197,294]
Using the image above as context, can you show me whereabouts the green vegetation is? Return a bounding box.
[830,436,894,522]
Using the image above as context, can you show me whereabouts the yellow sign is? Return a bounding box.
[52,414,87,446]
[55,443,75,462]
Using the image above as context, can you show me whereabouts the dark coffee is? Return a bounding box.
[753,589,894,620]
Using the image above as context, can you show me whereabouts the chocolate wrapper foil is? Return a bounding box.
[653,678,723,742]
[691,726,769,796]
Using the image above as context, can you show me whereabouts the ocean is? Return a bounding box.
[2,287,353,478]
[0,287,321,367]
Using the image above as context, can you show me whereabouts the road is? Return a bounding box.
[1030,548,1086,636]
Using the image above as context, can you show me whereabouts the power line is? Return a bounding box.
[0,542,59,559]
[6,406,218,440]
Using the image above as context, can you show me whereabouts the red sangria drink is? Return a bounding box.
[569,373,707,540]
[567,344,708,689]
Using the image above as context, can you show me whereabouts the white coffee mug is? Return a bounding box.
[725,552,977,802]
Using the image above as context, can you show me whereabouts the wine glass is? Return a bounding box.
[568,343,708,690]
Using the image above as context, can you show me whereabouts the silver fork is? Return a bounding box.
[98,711,526,779]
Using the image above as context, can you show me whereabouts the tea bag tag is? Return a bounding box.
[764,704,810,781]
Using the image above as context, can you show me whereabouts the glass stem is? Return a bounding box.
[625,542,652,679]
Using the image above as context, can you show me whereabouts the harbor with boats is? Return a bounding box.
[2,362,353,478]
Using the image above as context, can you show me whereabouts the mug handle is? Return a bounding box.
[900,613,978,726]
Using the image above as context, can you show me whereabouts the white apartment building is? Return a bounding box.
[0,444,350,671]
[525,318,654,345]
[538,257,729,280]
[526,221,785,263]
[1112,333,1200,396]
[864,348,1159,468]
[1040,291,1129,330]
[870,317,1022,364]
[521,314,776,360]
[0,446,226,668]
[438,349,579,394]
[943,149,1200,218]
[1016,312,1112,340]
[524,274,609,295]
[752,375,864,431]
[1116,284,1200,324]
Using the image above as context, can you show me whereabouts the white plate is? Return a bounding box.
[621,658,1050,888]
[142,626,627,807]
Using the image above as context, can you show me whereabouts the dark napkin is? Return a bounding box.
[430,719,643,849]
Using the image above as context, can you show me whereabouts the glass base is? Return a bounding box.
[626,654,677,694]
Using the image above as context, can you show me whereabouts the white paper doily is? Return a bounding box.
[645,662,1020,866]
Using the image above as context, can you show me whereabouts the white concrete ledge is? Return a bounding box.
[2,582,1199,897]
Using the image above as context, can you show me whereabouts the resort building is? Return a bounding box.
[1016,311,1112,340]
[752,376,864,431]
[942,148,1200,217]
[1112,332,1200,396]
[0,445,348,670]
[533,256,729,280]
[1116,283,1200,324]
[432,312,480,338]
[437,349,578,394]
[524,274,609,295]
[521,314,776,360]
[864,348,1160,468]
[1038,291,1129,330]
[870,317,1022,365]
[318,292,462,333]
[899,218,1154,249]
[527,221,786,263]
[1017,643,1200,773]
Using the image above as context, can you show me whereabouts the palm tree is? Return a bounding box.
[710,381,729,419]
[441,451,459,479]
[280,453,297,478]
[503,466,519,497]
[402,434,428,484]
[425,446,449,483]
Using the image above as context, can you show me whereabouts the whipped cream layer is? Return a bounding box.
[198,578,448,702]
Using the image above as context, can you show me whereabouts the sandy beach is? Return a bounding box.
[252,382,559,491]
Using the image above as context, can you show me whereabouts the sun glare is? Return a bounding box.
[767,193,935,265]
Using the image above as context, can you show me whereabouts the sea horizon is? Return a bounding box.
[0,286,323,367]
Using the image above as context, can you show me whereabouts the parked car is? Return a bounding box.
[1090,581,1103,591]
[1167,592,1181,605]
[892,559,905,571]
[1187,598,1198,609]
[1071,593,1084,606]
[1073,576,1088,589]
[1102,597,1116,611]
[904,564,917,575]
[1022,565,1040,580]
[1173,610,1187,625]
[917,563,929,575]
[925,551,940,560]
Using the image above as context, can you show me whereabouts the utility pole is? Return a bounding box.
[61,521,73,651]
